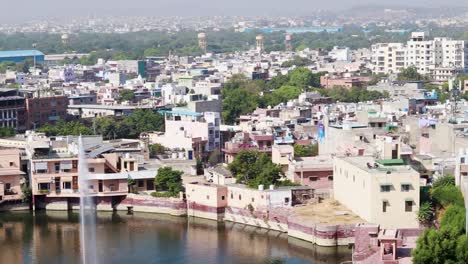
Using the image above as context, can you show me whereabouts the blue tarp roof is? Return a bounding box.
[158,110,203,117]
[0,50,44,58]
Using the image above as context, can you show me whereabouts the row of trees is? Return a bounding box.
[37,109,165,139]
[0,27,420,60]
[412,175,468,263]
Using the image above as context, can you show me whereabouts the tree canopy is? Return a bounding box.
[228,150,284,188]
[154,167,183,197]
[412,179,467,264]
[397,66,427,81]
[293,143,318,157]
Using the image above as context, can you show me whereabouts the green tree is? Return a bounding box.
[0,127,15,137]
[154,167,183,196]
[293,143,318,157]
[417,202,434,225]
[281,56,312,67]
[208,149,221,167]
[37,120,92,136]
[433,174,456,188]
[222,88,259,124]
[124,110,165,138]
[149,143,165,158]
[397,66,426,81]
[228,150,283,188]
[288,67,315,88]
[117,90,135,103]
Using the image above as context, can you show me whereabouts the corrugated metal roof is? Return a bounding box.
[0,50,44,58]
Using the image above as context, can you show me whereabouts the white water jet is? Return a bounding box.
[78,136,97,264]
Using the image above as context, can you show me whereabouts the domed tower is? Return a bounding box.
[61,33,69,46]
[285,33,293,52]
[256,34,264,53]
[198,32,207,53]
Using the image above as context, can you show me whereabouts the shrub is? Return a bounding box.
[150,192,174,198]
[432,175,455,188]
[431,185,464,208]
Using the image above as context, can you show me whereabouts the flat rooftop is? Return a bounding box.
[68,104,152,110]
[0,50,44,58]
[291,199,363,224]
[340,156,415,174]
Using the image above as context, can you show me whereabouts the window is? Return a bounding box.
[63,182,71,189]
[251,198,255,202]
[230,193,233,199]
[328,176,333,181]
[55,162,60,172]
[461,157,465,164]
[138,180,144,188]
[5,183,11,191]
[405,201,413,212]
[221,196,225,200]
[206,195,210,200]
[9,162,13,167]
[238,194,241,200]
[309,176,318,182]
[38,183,50,191]
[88,168,95,173]
[380,185,391,192]
[284,197,290,204]
[382,201,389,212]
[401,184,411,192]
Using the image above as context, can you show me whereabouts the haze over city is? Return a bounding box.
[0,0,468,263]
[1,0,468,21]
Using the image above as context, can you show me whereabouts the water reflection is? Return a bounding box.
[0,211,352,264]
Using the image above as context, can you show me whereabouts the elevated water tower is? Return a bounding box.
[198,32,207,53]
[285,33,293,51]
[256,34,264,53]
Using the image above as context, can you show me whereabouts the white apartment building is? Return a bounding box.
[333,156,420,229]
[371,32,468,80]
[149,110,221,159]
[371,43,406,75]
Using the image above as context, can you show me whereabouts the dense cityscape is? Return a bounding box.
[0,3,467,264]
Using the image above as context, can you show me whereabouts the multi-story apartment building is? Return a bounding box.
[371,43,406,75]
[333,156,420,228]
[20,89,68,130]
[0,88,26,131]
[149,110,221,160]
[371,32,468,80]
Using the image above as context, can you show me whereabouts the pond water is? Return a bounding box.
[0,211,352,264]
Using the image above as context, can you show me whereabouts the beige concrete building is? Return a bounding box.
[0,148,25,201]
[333,156,420,229]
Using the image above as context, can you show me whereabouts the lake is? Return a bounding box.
[0,211,352,264]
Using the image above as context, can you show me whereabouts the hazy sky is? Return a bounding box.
[2,0,468,22]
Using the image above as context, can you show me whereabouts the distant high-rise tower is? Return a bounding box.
[285,33,293,51]
[256,34,264,53]
[61,34,69,46]
[198,32,207,53]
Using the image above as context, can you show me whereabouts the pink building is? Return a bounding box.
[320,75,371,89]
[0,149,25,201]
[186,182,228,221]
[288,156,333,191]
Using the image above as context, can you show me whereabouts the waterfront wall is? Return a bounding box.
[0,200,29,211]
[115,194,187,216]
[287,220,355,246]
[34,194,357,247]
